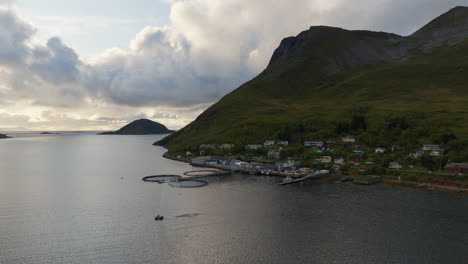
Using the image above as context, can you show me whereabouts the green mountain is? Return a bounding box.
[0,133,11,139]
[156,7,468,154]
[99,119,174,135]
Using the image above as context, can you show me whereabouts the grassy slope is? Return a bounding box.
[158,39,468,153]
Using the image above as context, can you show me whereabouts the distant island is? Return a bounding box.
[98,119,175,135]
[40,132,60,135]
[0,133,11,139]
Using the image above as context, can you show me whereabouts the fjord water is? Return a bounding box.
[0,133,467,264]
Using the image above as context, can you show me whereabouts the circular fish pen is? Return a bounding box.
[183,170,230,177]
[142,175,182,183]
[168,180,208,188]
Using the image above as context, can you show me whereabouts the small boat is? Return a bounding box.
[155,215,164,221]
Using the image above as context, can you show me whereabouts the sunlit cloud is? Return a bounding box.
[0,0,467,130]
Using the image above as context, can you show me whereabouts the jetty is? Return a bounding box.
[183,169,231,179]
[279,173,321,185]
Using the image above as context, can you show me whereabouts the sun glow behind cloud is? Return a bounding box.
[0,0,467,131]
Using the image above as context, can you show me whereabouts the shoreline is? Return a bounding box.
[380,179,468,196]
[162,152,468,196]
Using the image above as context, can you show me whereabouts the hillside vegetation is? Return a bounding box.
[156,7,468,160]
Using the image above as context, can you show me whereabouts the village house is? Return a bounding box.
[314,148,324,153]
[199,144,219,149]
[375,147,385,153]
[353,145,365,153]
[245,144,263,150]
[334,157,345,164]
[342,135,356,143]
[317,156,332,163]
[220,144,235,149]
[409,150,425,158]
[251,156,266,161]
[268,149,281,159]
[422,144,440,151]
[264,140,276,147]
[186,151,192,156]
[365,158,375,165]
[444,161,468,174]
[277,140,289,146]
[304,141,324,148]
[389,162,403,169]
[430,149,442,157]
[350,156,362,165]
[391,145,400,152]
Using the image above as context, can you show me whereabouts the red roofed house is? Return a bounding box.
[444,161,468,174]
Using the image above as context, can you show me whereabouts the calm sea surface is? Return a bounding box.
[0,133,467,264]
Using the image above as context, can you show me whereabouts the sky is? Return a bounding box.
[0,0,467,131]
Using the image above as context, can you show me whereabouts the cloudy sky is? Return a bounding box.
[0,0,467,131]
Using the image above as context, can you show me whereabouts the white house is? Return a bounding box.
[277,140,289,146]
[304,141,324,148]
[268,149,281,159]
[430,150,442,157]
[220,144,235,149]
[422,144,440,151]
[375,147,385,153]
[334,157,345,164]
[389,162,403,169]
[245,144,263,150]
[264,140,276,147]
[342,136,356,143]
[409,150,424,158]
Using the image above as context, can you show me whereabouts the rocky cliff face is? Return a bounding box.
[267,7,468,76]
[268,26,406,75]
[411,6,468,51]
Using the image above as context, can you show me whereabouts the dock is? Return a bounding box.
[279,174,321,185]
[183,169,231,179]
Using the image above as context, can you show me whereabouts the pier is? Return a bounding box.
[279,174,321,185]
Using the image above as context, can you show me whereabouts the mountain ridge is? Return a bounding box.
[156,7,468,156]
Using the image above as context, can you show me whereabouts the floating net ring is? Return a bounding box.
[142,175,182,183]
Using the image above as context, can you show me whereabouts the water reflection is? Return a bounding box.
[168,180,208,188]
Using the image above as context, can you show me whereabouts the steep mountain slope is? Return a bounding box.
[156,7,468,153]
[99,119,174,135]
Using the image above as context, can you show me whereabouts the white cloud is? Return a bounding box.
[1,0,467,130]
